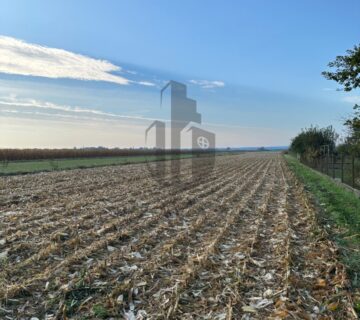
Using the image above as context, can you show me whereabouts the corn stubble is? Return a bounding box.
[0,153,357,319]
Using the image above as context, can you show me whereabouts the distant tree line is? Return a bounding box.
[0,148,215,162]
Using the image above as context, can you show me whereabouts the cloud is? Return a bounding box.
[189,79,225,89]
[1,95,283,146]
[342,96,360,104]
[137,81,156,87]
[0,95,159,122]
[0,35,136,85]
[0,95,292,148]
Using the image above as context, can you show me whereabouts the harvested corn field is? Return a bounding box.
[0,153,357,319]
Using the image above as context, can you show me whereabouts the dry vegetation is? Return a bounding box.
[0,153,357,319]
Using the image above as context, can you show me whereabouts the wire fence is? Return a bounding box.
[300,154,360,190]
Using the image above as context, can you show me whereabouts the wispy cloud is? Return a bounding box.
[342,95,360,104]
[137,81,156,87]
[0,95,273,132]
[189,79,225,89]
[0,95,158,122]
[0,35,154,86]
[0,95,291,148]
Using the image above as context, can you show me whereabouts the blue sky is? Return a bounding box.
[0,0,360,148]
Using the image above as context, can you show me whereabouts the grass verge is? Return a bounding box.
[285,155,360,298]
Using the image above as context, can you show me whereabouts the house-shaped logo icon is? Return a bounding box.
[187,126,215,150]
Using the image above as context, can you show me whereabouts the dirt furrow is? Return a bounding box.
[227,156,290,319]
[40,159,270,318]
[100,158,274,319]
[0,155,242,211]
[1,154,355,320]
[0,158,263,309]
[3,159,249,276]
[170,158,278,319]
[1,156,211,227]
[3,157,247,255]
[270,161,357,319]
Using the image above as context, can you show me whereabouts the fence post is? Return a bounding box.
[327,153,329,176]
[352,156,355,188]
[332,154,336,179]
[341,154,344,183]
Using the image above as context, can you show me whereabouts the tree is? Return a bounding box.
[322,44,360,91]
[290,126,338,160]
[323,44,360,154]
[343,104,360,155]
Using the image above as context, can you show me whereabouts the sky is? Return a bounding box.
[0,0,360,148]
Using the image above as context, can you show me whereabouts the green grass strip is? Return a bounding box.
[0,154,195,176]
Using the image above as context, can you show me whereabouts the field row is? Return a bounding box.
[0,153,356,319]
